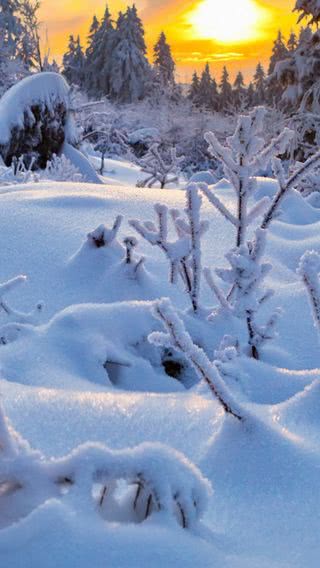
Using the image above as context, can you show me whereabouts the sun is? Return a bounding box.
[186,0,269,44]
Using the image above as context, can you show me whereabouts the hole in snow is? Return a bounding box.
[95,479,154,525]
[103,360,131,386]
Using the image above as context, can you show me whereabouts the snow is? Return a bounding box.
[1,167,320,566]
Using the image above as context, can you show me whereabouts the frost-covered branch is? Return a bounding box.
[202,109,289,358]
[204,108,293,247]
[0,275,43,333]
[130,187,208,312]
[149,298,243,420]
[137,144,184,189]
[298,250,320,336]
[262,149,320,230]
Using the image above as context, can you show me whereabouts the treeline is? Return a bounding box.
[62,5,178,103]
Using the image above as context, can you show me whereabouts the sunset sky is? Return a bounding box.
[39,0,299,82]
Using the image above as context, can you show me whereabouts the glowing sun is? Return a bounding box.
[187,0,269,44]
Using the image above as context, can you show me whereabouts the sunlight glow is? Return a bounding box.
[187,0,269,44]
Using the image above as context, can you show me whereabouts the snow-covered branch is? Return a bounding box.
[149,298,244,420]
[0,400,211,530]
[262,149,320,230]
[137,144,184,189]
[298,250,320,336]
[130,187,208,312]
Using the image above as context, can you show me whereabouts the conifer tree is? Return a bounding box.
[189,71,200,103]
[153,31,175,87]
[197,63,218,110]
[268,30,288,75]
[85,6,115,96]
[233,71,246,110]
[253,62,266,104]
[294,0,320,25]
[109,5,150,103]
[19,0,42,70]
[287,30,297,51]
[62,35,85,87]
[267,31,288,104]
[246,82,255,108]
[219,66,232,111]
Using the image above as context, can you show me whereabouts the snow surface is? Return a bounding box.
[0,172,320,566]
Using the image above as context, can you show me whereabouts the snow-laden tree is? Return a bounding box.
[19,0,42,70]
[62,35,85,88]
[253,62,266,105]
[130,184,209,312]
[274,23,320,116]
[294,0,320,24]
[136,144,184,189]
[0,0,26,93]
[287,30,298,52]
[201,107,294,357]
[153,32,175,88]
[268,31,288,76]
[85,6,116,97]
[109,5,150,103]
[267,31,289,104]
[195,63,218,110]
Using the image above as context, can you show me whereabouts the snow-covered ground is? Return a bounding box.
[1,168,320,567]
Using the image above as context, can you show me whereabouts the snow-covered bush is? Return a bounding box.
[40,154,83,182]
[0,156,35,185]
[0,400,211,529]
[130,184,208,312]
[0,73,76,169]
[201,107,293,357]
[137,144,184,189]
[201,108,320,358]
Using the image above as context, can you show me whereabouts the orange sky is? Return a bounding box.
[39,0,299,82]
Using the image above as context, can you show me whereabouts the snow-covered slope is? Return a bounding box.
[0,176,320,567]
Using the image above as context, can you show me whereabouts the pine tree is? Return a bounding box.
[62,35,85,87]
[294,0,320,25]
[233,71,246,110]
[109,5,150,103]
[287,30,297,51]
[86,5,115,96]
[197,63,218,110]
[19,0,42,70]
[275,25,320,113]
[253,62,266,104]
[268,31,288,104]
[0,0,28,93]
[0,0,22,56]
[189,71,200,103]
[219,66,232,111]
[246,82,255,108]
[268,30,288,75]
[153,31,175,87]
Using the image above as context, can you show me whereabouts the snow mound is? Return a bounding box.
[0,301,189,392]
[0,73,72,145]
